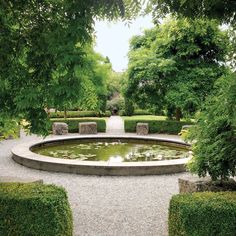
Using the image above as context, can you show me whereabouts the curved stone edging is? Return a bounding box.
[12,135,190,176]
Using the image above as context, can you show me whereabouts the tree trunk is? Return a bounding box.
[64,108,67,119]
[45,107,50,117]
[175,107,182,121]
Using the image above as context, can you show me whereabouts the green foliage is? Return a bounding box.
[50,118,106,132]
[51,45,112,115]
[0,115,20,140]
[125,18,229,120]
[124,98,135,116]
[79,47,112,112]
[0,183,73,236]
[0,0,139,136]
[124,115,166,120]
[187,74,236,180]
[120,109,153,116]
[106,71,127,114]
[169,191,236,236]
[107,72,125,99]
[107,96,125,113]
[124,118,193,134]
[50,111,111,118]
[133,109,153,116]
[148,0,236,25]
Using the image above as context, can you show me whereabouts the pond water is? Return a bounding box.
[33,139,190,162]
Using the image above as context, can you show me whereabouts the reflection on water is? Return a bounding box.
[33,140,190,162]
[109,155,123,163]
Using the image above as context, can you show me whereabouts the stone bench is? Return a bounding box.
[178,176,236,193]
[52,122,68,135]
[79,122,97,134]
[136,123,149,135]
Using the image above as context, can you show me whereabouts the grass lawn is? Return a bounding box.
[122,115,166,120]
[51,117,108,120]
[122,115,195,122]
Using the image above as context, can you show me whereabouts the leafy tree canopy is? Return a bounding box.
[148,0,236,25]
[187,73,236,180]
[0,0,141,136]
[125,18,229,119]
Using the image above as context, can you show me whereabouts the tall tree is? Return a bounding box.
[0,0,140,136]
[149,0,236,180]
[148,0,236,25]
[126,18,229,119]
[187,73,236,180]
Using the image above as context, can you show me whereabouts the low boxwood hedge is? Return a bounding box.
[133,109,153,115]
[49,110,111,118]
[0,183,73,236]
[51,118,106,132]
[169,192,236,236]
[119,109,153,116]
[124,119,193,134]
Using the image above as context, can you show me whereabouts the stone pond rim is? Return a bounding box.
[11,135,191,176]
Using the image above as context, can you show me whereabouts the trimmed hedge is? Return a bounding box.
[124,119,193,134]
[169,192,236,236]
[51,118,106,132]
[49,110,111,118]
[0,183,73,236]
[120,109,153,116]
[133,109,153,116]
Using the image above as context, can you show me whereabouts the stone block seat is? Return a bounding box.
[79,122,97,134]
[136,123,149,135]
[179,176,236,193]
[52,122,68,135]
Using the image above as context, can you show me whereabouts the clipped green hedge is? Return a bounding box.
[51,118,106,132]
[120,109,153,116]
[49,110,111,118]
[169,192,236,236]
[124,119,193,134]
[0,183,73,236]
[133,109,153,115]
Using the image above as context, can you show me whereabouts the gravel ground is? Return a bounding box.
[106,116,124,134]
[0,133,191,236]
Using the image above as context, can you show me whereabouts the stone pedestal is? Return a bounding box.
[79,122,97,134]
[136,123,149,135]
[52,122,68,135]
[179,175,236,193]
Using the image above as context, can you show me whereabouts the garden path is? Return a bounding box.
[106,115,125,134]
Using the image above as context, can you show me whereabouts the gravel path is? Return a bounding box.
[106,116,125,134]
[0,133,191,236]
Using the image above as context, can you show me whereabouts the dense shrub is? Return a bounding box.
[51,118,106,132]
[106,96,125,113]
[0,183,73,236]
[133,109,153,115]
[120,109,153,116]
[169,191,236,236]
[0,118,20,140]
[124,99,134,116]
[124,119,193,134]
[187,74,236,180]
[49,110,111,118]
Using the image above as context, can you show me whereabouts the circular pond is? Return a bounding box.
[12,135,191,176]
[32,138,190,162]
